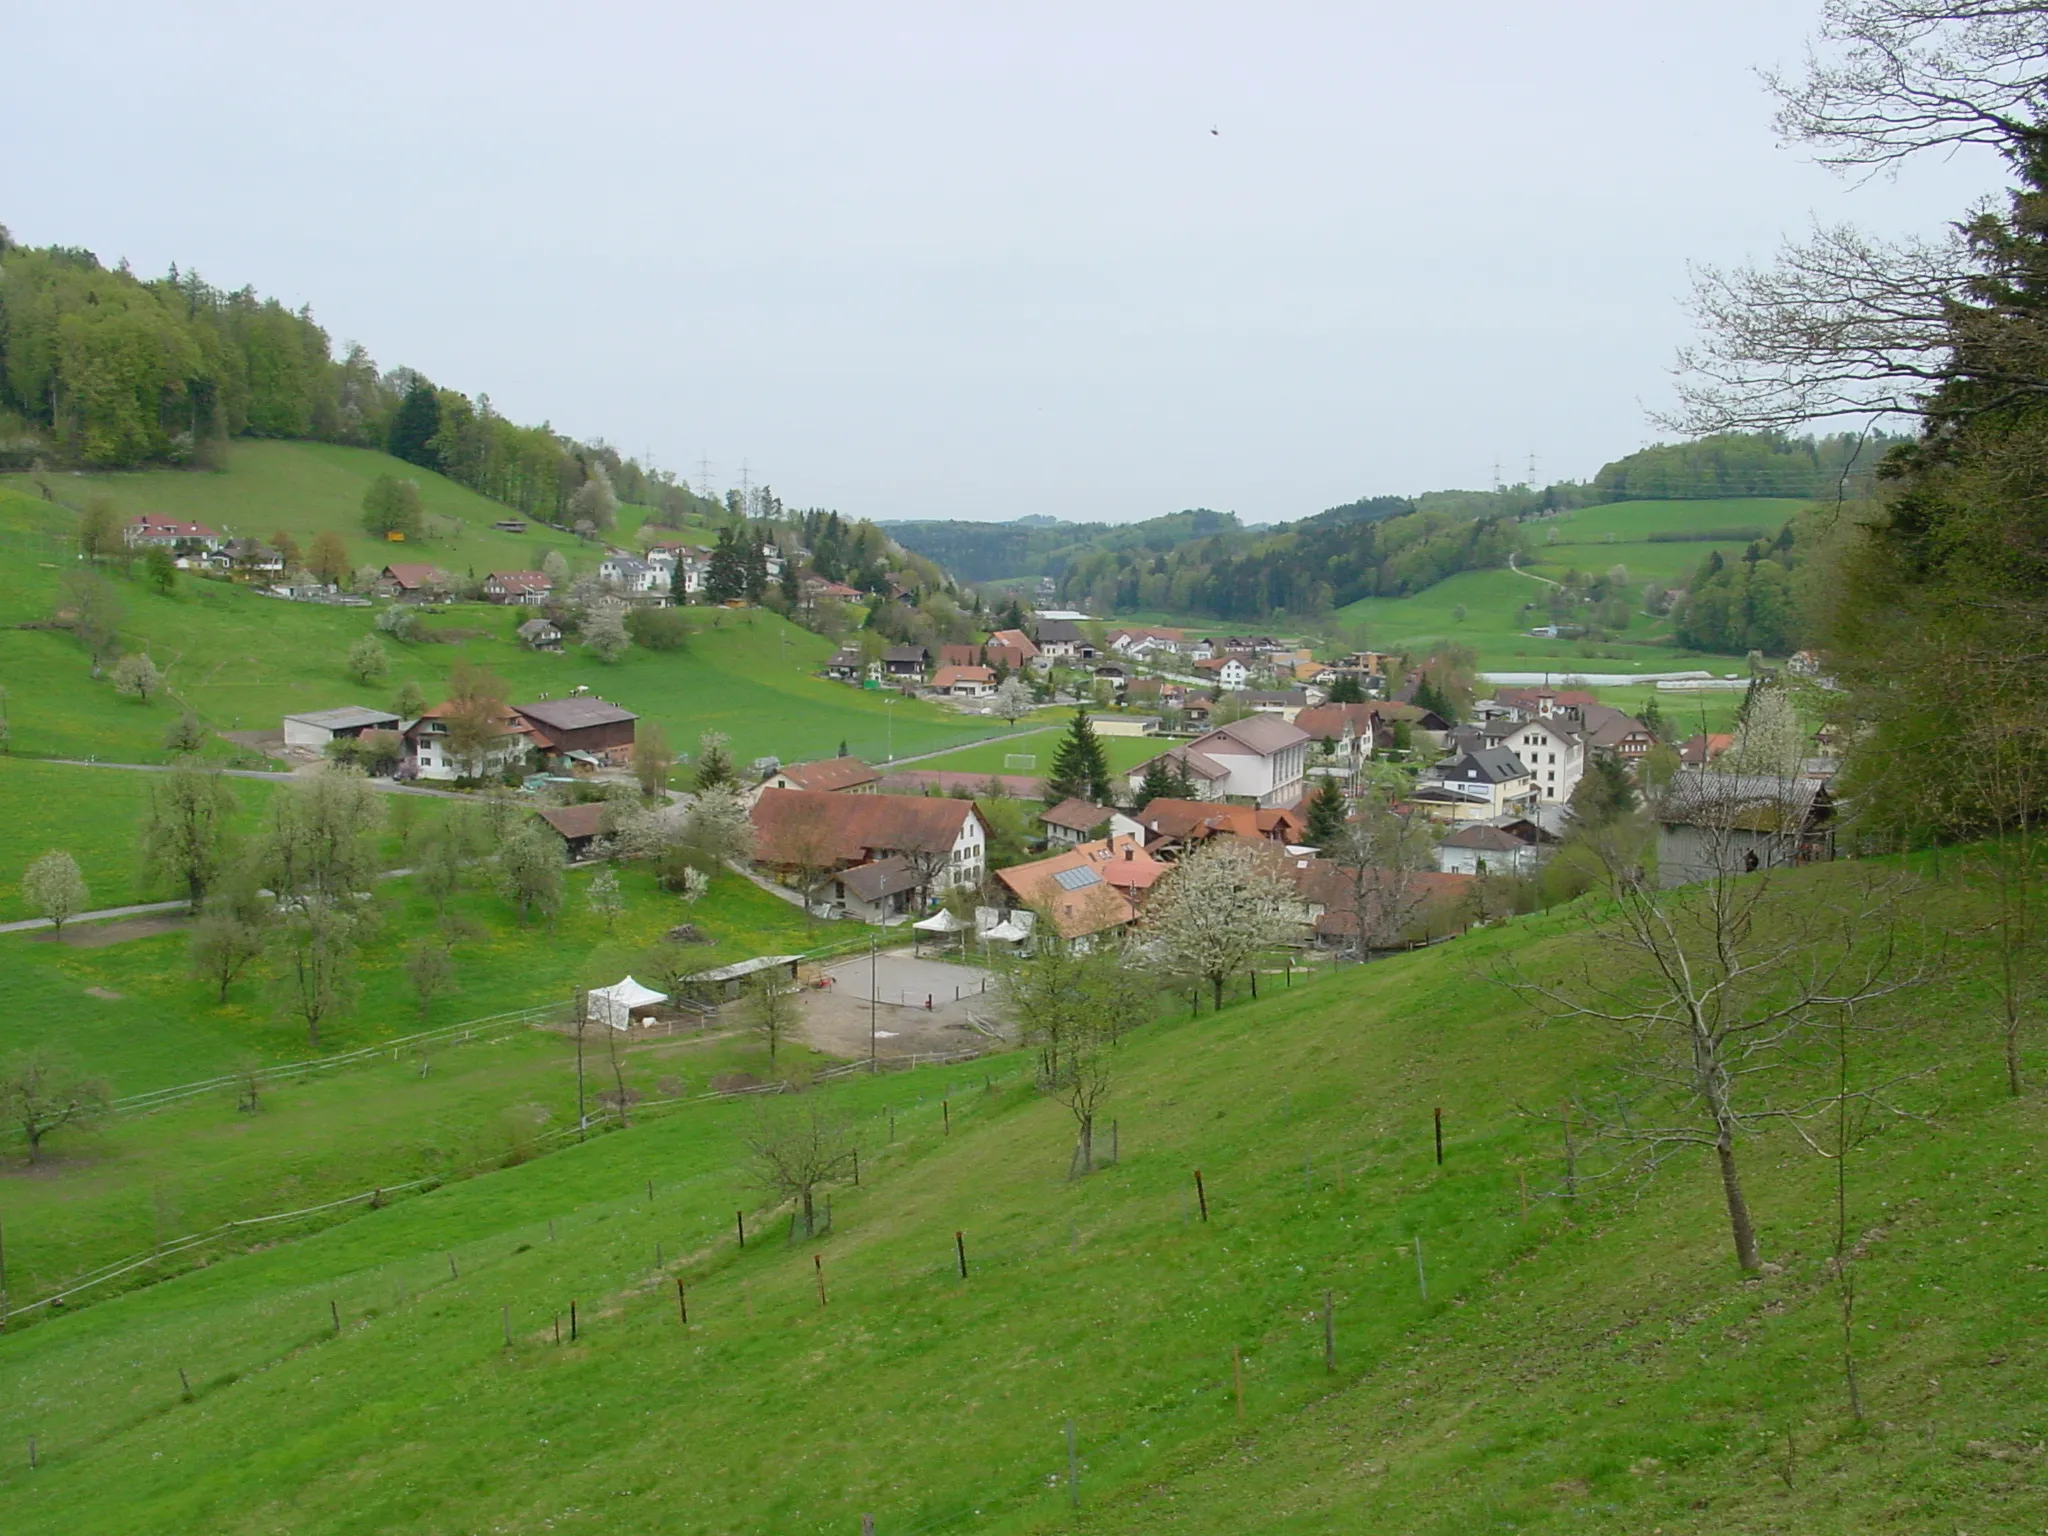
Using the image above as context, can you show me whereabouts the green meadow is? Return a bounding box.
[0,862,2040,1534]
[1336,498,1808,676]
[903,729,1166,781]
[0,490,989,773]
[0,852,839,1297]
[0,440,680,579]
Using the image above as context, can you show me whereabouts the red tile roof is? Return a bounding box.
[995,834,1164,937]
[776,757,882,792]
[751,787,985,867]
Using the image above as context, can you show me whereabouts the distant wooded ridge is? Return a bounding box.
[0,228,723,528]
[881,430,1905,600]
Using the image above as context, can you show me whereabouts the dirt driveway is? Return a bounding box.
[797,952,1008,1061]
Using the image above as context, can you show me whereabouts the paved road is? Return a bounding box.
[39,759,472,798]
[1,866,421,935]
[0,899,192,934]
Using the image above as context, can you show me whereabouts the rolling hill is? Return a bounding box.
[0,861,2038,1534]
[0,486,998,775]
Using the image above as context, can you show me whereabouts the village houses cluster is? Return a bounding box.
[270,561,1831,965]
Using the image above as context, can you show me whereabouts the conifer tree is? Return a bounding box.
[1134,757,1180,808]
[1304,777,1349,846]
[1045,709,1113,806]
[386,380,441,468]
[706,527,747,603]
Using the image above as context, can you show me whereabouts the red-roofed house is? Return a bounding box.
[751,788,988,907]
[375,563,453,602]
[125,513,224,551]
[1130,798,1307,855]
[986,629,1041,672]
[931,664,996,699]
[759,757,882,795]
[483,570,554,605]
[994,833,1166,942]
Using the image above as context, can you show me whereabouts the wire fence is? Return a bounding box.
[1,1036,995,1324]
[106,1002,574,1117]
[0,1051,1509,1535]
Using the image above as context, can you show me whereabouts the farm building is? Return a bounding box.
[282,706,403,749]
[533,802,610,861]
[512,698,638,770]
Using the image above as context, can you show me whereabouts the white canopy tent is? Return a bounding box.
[982,912,1035,945]
[912,909,968,934]
[586,975,667,1031]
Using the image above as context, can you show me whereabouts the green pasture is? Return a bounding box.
[0,860,2040,1533]
[1340,565,1756,677]
[0,858,839,1293]
[903,728,1165,781]
[0,501,989,770]
[0,441,646,578]
[0,759,470,923]
[1535,495,1806,544]
[0,862,826,1096]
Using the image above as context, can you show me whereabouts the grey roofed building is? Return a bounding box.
[517,617,563,650]
[1429,745,1529,784]
[282,706,403,748]
[1205,713,1311,755]
[1034,618,1083,644]
[512,697,638,732]
[1652,770,1836,888]
[1441,823,1527,852]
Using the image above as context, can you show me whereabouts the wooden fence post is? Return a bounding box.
[1194,1169,1208,1222]
[1232,1346,1244,1420]
[503,1305,511,1348]
[677,1278,688,1326]
[1066,1418,1079,1508]
[814,1254,827,1308]
[1414,1237,1428,1301]
[1434,1106,1444,1166]
[955,1230,968,1280]
[737,1210,746,1249]
[570,1300,578,1341]
[330,1299,340,1336]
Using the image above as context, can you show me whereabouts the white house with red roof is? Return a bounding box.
[124,513,224,551]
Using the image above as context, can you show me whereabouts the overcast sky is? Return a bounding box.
[8,2,2009,524]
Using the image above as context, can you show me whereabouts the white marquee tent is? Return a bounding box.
[586,976,667,1031]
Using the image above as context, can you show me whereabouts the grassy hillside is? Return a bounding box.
[0,862,2039,1534]
[0,491,999,771]
[0,853,835,1299]
[0,441,658,578]
[1337,500,1807,676]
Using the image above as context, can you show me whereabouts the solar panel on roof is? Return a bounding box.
[1052,866,1103,891]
